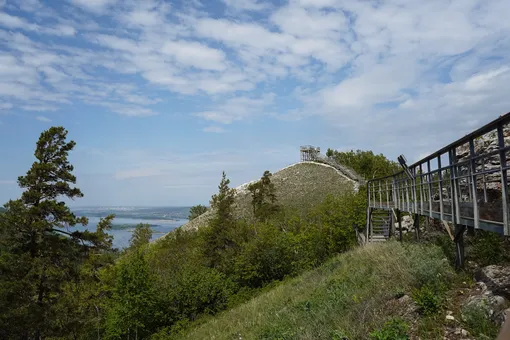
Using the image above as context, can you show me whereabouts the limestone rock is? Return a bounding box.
[462,293,509,320]
[476,265,510,299]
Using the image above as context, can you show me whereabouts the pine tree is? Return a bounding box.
[203,172,237,269]
[0,126,114,338]
[188,204,208,221]
[129,223,152,250]
[248,170,280,222]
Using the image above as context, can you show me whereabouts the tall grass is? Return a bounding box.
[170,242,453,340]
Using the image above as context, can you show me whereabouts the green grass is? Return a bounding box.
[179,162,357,231]
[169,242,454,340]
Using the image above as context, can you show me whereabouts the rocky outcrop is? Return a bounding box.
[394,215,416,233]
[475,265,510,299]
[462,265,510,330]
[456,127,510,193]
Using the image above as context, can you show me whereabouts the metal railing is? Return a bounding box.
[367,112,510,236]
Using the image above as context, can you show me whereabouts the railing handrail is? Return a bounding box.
[367,110,510,237]
[368,111,510,185]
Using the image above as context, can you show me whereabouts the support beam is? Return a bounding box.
[454,224,467,269]
[389,209,394,239]
[413,213,420,241]
[442,220,454,241]
[397,209,402,242]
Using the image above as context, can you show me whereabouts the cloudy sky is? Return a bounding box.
[0,0,509,206]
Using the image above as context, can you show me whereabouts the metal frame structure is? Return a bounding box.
[366,112,510,267]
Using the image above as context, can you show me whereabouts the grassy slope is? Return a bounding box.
[181,162,357,231]
[173,242,453,340]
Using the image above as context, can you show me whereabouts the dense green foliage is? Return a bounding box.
[176,242,454,340]
[370,318,409,340]
[102,170,367,337]
[187,205,208,221]
[327,149,401,179]
[129,223,153,250]
[247,170,281,222]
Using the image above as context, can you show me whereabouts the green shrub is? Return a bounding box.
[462,303,499,338]
[469,230,506,266]
[369,318,409,340]
[258,323,297,340]
[431,233,456,266]
[408,244,453,288]
[412,285,443,315]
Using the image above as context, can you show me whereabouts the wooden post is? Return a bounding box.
[397,209,403,242]
[389,210,394,239]
[365,207,371,243]
[414,213,421,241]
[454,224,467,269]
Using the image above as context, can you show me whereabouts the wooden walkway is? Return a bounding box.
[366,112,510,267]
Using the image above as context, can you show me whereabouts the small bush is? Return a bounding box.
[258,324,297,340]
[469,230,506,266]
[432,233,456,265]
[412,285,443,315]
[462,303,499,339]
[369,318,409,340]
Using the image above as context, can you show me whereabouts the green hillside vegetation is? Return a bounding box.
[326,149,401,179]
[0,207,5,213]
[179,162,358,231]
[173,242,453,340]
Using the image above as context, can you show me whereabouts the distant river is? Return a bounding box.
[74,217,188,249]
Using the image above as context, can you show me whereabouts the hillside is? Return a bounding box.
[172,242,454,340]
[180,161,359,231]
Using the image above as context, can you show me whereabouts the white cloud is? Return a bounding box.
[203,126,226,133]
[0,12,39,31]
[0,12,76,36]
[160,40,226,71]
[222,0,270,11]
[0,0,509,142]
[70,0,116,13]
[271,4,348,39]
[22,105,58,111]
[36,115,51,122]
[196,94,275,124]
[0,102,12,110]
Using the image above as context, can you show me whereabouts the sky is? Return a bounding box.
[0,0,510,206]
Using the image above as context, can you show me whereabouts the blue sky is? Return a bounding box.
[1,0,510,206]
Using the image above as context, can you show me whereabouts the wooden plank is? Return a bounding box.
[442,220,454,241]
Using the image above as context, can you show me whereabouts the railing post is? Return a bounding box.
[498,124,509,236]
[386,180,390,208]
[379,180,382,208]
[397,209,402,242]
[450,148,461,225]
[366,182,371,242]
[414,213,420,241]
[469,139,480,230]
[454,224,467,269]
[427,160,433,217]
[392,177,398,209]
[419,163,424,215]
[438,156,444,221]
[412,167,418,214]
